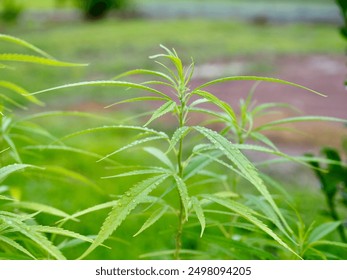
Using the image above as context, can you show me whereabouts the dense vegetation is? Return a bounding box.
[0,1,346,260]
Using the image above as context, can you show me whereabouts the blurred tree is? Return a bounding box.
[336,0,347,39]
[74,0,128,20]
[0,0,23,23]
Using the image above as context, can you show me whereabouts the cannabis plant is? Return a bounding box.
[0,34,95,259]
[32,45,347,259]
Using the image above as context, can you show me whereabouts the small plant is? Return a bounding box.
[32,45,347,259]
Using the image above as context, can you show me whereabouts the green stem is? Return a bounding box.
[174,89,187,260]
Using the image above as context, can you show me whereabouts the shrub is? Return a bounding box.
[0,0,23,24]
[74,0,129,20]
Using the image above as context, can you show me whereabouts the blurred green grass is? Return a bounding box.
[1,19,343,101]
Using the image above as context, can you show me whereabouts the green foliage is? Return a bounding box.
[0,34,93,259]
[32,45,347,260]
[306,144,347,243]
[336,0,347,39]
[73,0,129,19]
[0,0,23,24]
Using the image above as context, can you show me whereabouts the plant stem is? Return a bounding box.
[174,86,187,260]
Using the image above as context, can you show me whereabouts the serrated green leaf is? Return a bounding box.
[0,81,43,106]
[61,125,168,142]
[80,174,169,259]
[59,201,119,223]
[0,93,28,110]
[195,76,326,97]
[193,126,292,234]
[0,235,35,259]
[183,151,220,180]
[140,249,204,259]
[33,225,93,244]
[307,221,342,244]
[6,201,72,219]
[167,126,190,153]
[0,34,54,59]
[245,194,293,241]
[250,132,279,151]
[191,197,205,237]
[310,240,347,249]
[0,216,66,260]
[98,135,166,162]
[204,195,299,258]
[0,195,13,201]
[173,174,190,220]
[113,69,175,85]
[103,168,170,179]
[133,205,169,237]
[0,54,86,67]
[25,145,117,164]
[105,96,169,109]
[143,147,175,170]
[145,100,176,126]
[0,164,38,183]
[30,81,169,98]
[193,90,237,124]
[256,116,346,132]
